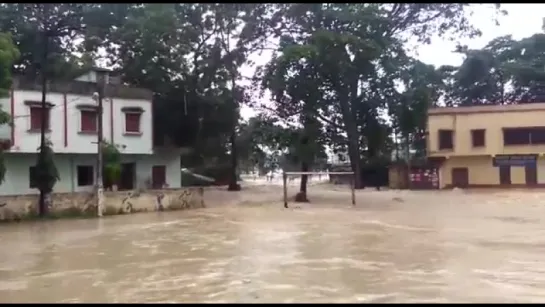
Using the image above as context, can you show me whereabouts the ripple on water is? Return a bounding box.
[363,219,432,232]
[0,280,28,291]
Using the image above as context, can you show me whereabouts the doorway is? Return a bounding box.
[499,166,511,185]
[151,165,166,189]
[119,163,136,191]
[525,164,537,186]
[451,167,469,188]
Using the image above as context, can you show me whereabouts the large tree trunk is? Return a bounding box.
[295,162,309,202]
[339,101,363,188]
[227,70,240,191]
[227,129,241,191]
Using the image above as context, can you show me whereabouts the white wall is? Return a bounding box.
[0,153,89,195]
[0,96,10,140]
[109,97,153,155]
[0,89,153,155]
[0,152,180,196]
[128,151,181,189]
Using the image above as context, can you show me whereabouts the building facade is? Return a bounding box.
[427,103,545,188]
[0,71,182,195]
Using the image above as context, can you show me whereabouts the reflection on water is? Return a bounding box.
[2,187,545,303]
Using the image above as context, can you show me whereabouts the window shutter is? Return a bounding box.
[30,107,41,130]
[81,110,97,132]
[125,113,141,132]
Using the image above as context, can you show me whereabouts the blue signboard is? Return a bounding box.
[493,154,537,167]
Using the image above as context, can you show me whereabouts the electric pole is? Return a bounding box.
[96,74,106,217]
[38,31,49,217]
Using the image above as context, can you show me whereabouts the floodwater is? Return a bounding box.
[2,185,545,303]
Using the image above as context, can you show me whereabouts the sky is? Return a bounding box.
[239,3,545,120]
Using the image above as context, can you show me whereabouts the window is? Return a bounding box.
[502,127,545,146]
[503,128,530,145]
[29,166,37,188]
[529,127,545,144]
[77,165,94,186]
[30,107,50,131]
[438,129,454,150]
[471,129,486,147]
[125,113,141,133]
[80,110,97,133]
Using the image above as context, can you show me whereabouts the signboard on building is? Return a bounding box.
[492,154,537,167]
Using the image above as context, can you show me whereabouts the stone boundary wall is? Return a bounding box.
[0,188,205,222]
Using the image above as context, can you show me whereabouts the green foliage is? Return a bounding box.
[102,142,122,184]
[0,4,94,78]
[255,3,494,187]
[442,33,545,106]
[102,142,121,165]
[0,32,19,97]
[34,140,60,193]
[0,31,19,185]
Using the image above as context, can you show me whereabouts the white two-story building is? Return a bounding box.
[0,69,182,195]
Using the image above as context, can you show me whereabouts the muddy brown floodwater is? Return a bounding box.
[2,184,545,303]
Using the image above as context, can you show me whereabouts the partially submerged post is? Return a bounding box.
[283,172,288,208]
[351,173,356,206]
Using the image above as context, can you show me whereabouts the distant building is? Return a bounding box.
[0,68,182,195]
[427,103,545,188]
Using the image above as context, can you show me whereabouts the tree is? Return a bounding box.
[211,3,279,191]
[83,4,280,187]
[256,3,500,188]
[0,32,19,184]
[260,53,327,201]
[102,142,122,190]
[440,33,545,106]
[0,4,89,216]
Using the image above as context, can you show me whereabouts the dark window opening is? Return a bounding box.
[471,129,486,147]
[125,113,141,133]
[30,107,50,131]
[499,166,511,185]
[29,166,37,188]
[119,163,135,190]
[80,110,97,132]
[530,127,545,144]
[77,165,94,186]
[152,165,166,189]
[503,127,545,146]
[438,129,454,150]
[525,165,538,185]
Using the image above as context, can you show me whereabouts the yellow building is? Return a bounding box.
[427,103,545,189]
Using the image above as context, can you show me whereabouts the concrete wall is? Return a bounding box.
[0,188,205,221]
[388,166,407,189]
[428,103,545,158]
[0,89,153,155]
[0,152,181,196]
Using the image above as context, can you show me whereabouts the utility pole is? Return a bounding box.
[96,74,106,217]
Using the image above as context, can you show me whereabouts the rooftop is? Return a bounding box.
[428,102,545,115]
[12,73,153,101]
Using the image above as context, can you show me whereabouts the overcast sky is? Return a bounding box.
[240,4,545,119]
